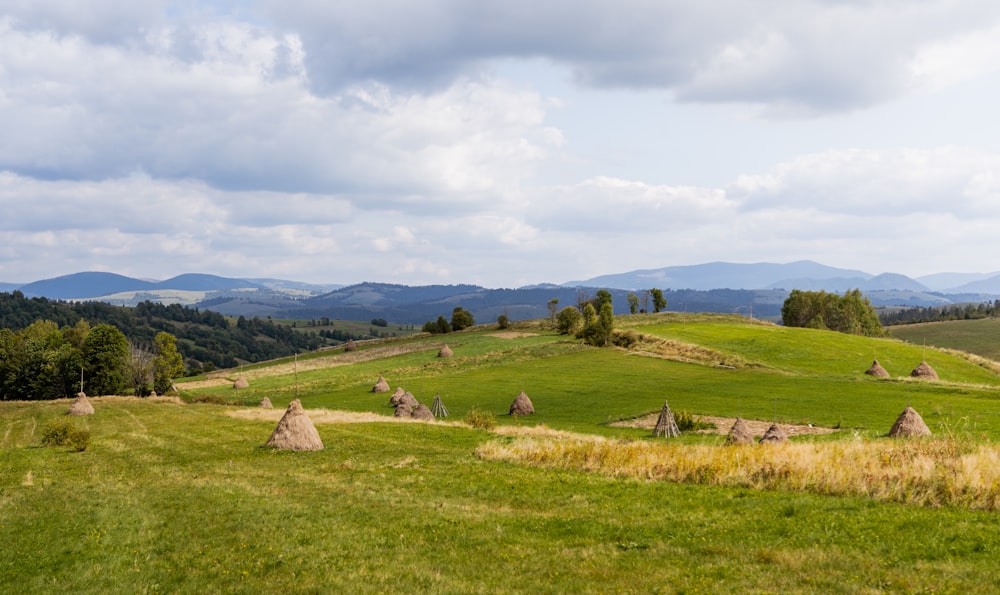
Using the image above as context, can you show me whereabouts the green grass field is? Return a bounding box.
[889,317,1000,361]
[5,313,1000,592]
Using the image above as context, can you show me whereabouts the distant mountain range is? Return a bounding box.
[3,261,1000,324]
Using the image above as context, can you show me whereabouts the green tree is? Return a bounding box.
[127,342,154,397]
[594,289,613,313]
[627,292,639,315]
[451,307,474,331]
[547,298,560,324]
[650,288,667,313]
[496,314,510,330]
[781,289,884,337]
[556,306,582,335]
[152,332,184,394]
[82,324,129,396]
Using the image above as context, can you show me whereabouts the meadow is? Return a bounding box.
[4,313,1000,592]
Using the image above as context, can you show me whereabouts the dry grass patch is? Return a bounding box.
[477,433,1000,509]
[491,331,540,339]
[624,334,751,368]
[611,413,836,437]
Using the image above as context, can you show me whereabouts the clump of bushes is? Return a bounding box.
[464,407,496,431]
[674,410,714,432]
[41,418,91,452]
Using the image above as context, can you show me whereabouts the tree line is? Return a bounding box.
[878,301,1000,326]
[780,289,884,337]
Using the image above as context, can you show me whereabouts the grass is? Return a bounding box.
[889,317,1000,362]
[6,314,1000,591]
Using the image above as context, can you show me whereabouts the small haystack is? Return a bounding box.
[889,406,932,437]
[910,361,939,381]
[759,423,788,444]
[265,399,323,451]
[411,403,435,421]
[652,400,681,438]
[388,387,407,406]
[259,397,273,409]
[509,391,535,416]
[372,376,391,393]
[150,390,157,397]
[67,392,95,416]
[233,375,250,389]
[431,394,449,418]
[344,339,357,352]
[394,401,415,417]
[438,344,454,358]
[724,417,754,445]
[864,359,890,378]
[397,391,418,408]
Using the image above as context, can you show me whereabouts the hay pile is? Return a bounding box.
[509,391,535,416]
[864,359,890,378]
[344,339,357,352]
[910,361,938,380]
[394,401,415,417]
[724,417,754,445]
[652,400,681,438]
[889,406,932,437]
[264,399,323,451]
[388,387,407,406]
[759,423,788,444]
[233,375,250,389]
[67,392,94,416]
[259,397,273,409]
[372,376,390,393]
[411,403,435,421]
[438,344,454,358]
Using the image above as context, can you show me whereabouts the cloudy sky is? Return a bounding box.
[2,1,1000,287]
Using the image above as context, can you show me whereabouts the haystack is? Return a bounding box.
[759,423,788,444]
[651,400,681,438]
[411,403,435,421]
[864,359,890,378]
[438,344,454,358]
[264,399,323,451]
[388,387,407,406]
[67,392,94,416]
[397,391,418,408]
[724,417,754,445]
[889,406,932,437]
[344,339,357,352]
[509,391,535,416]
[372,376,390,393]
[431,394,449,418]
[394,401,415,417]
[233,375,249,389]
[910,361,938,381]
[259,397,273,409]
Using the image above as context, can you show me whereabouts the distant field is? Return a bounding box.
[5,313,1000,592]
[889,317,1000,361]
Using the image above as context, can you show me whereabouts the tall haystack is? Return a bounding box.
[438,344,454,358]
[265,399,323,451]
[372,376,391,393]
[388,386,407,406]
[724,417,754,445]
[259,397,273,409]
[910,361,939,380]
[67,392,94,416]
[411,403,435,421]
[431,394,449,418]
[233,375,250,389]
[344,339,357,352]
[652,400,681,438]
[889,406,932,437]
[759,423,788,444]
[865,359,890,378]
[509,391,535,416]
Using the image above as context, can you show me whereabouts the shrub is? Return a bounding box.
[674,410,713,432]
[41,418,91,452]
[464,407,496,431]
[611,330,640,349]
[497,314,510,330]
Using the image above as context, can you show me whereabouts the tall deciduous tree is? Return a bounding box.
[82,324,129,396]
[650,288,667,313]
[450,307,474,331]
[152,332,184,394]
[627,292,639,315]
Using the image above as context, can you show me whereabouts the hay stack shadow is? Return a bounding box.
[265,399,323,451]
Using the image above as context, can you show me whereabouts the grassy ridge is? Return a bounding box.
[889,317,1000,361]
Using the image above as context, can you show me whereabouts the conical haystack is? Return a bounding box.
[397,391,418,408]
[411,403,435,421]
[372,376,390,393]
[759,423,788,444]
[431,394,449,418]
[259,397,273,409]
[864,359,890,378]
[438,344,454,358]
[344,339,357,352]
[509,391,535,415]
[233,375,250,389]
[910,361,938,380]
[889,406,932,437]
[724,417,754,445]
[652,400,681,438]
[394,401,415,417]
[265,399,323,451]
[67,392,94,416]
[388,386,407,406]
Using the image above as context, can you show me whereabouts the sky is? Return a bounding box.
[2,0,1000,287]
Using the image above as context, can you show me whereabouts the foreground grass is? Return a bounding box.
[5,398,1000,593]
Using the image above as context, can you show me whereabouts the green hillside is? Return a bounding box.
[889,317,1000,361]
[5,313,1000,592]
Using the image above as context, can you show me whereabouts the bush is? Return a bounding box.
[611,330,640,349]
[41,418,91,452]
[464,407,496,431]
[674,410,713,432]
[497,314,510,330]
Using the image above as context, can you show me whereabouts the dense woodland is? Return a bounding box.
[878,300,1000,325]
